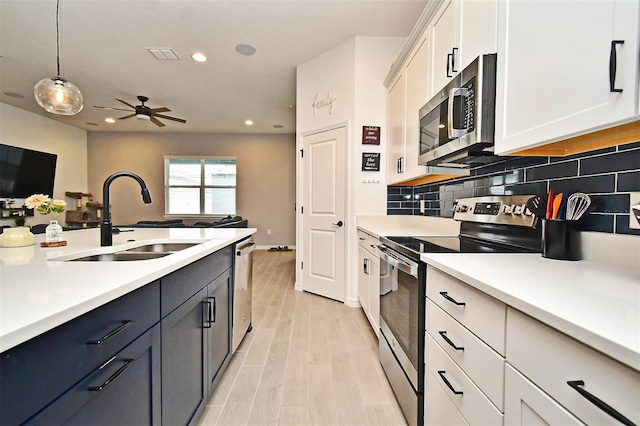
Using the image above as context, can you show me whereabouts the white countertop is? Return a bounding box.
[0,227,256,353]
[357,215,460,238]
[422,253,640,372]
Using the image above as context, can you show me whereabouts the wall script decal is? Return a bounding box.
[312,93,337,115]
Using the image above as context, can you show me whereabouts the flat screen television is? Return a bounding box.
[0,144,57,199]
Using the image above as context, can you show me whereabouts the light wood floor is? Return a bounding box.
[197,249,407,426]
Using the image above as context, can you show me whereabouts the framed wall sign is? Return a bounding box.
[362,126,380,145]
[362,152,380,171]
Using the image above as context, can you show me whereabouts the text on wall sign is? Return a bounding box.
[312,93,337,115]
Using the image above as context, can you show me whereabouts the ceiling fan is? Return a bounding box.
[94,95,186,127]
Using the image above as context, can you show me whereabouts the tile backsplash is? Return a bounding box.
[387,141,640,235]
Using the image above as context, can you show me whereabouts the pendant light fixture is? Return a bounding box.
[34,0,83,115]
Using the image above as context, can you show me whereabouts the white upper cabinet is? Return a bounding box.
[494,0,640,155]
[386,35,430,185]
[429,0,497,98]
[386,72,408,184]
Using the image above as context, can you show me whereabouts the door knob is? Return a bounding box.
[331,220,344,227]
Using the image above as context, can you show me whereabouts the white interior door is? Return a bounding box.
[301,126,346,302]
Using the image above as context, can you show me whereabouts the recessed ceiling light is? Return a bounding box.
[191,52,207,62]
[235,44,256,56]
[105,117,116,124]
[85,122,99,126]
[273,124,284,129]
[244,120,254,126]
[3,92,24,98]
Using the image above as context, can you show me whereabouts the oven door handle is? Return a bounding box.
[378,246,418,277]
[447,87,469,139]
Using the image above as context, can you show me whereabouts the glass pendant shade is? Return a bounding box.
[34,77,83,115]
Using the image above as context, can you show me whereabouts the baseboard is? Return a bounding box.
[345,296,361,308]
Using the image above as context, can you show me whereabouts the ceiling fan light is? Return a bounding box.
[34,77,83,115]
[136,113,151,121]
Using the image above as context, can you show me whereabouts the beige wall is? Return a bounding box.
[87,132,295,247]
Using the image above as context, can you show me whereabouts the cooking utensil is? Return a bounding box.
[552,193,563,220]
[526,196,547,218]
[557,191,569,220]
[566,193,591,220]
[546,189,555,220]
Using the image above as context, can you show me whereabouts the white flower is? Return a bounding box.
[25,194,50,209]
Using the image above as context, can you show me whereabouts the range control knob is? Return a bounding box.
[503,204,513,214]
[458,204,468,213]
[514,205,523,215]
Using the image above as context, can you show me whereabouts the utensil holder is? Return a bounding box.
[542,220,581,261]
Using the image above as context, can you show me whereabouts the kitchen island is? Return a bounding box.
[0,226,256,425]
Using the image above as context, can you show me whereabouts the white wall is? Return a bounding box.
[0,103,88,226]
[296,36,405,306]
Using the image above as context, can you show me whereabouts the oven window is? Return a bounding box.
[380,265,419,370]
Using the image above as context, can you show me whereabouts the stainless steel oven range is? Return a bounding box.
[377,195,542,426]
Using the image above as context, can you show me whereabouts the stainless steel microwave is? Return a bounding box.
[418,54,497,167]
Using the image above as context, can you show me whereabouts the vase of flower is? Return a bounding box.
[45,220,64,243]
[25,194,67,246]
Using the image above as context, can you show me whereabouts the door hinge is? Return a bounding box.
[301,261,303,270]
[301,206,303,214]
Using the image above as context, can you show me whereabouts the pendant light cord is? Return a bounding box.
[55,0,61,79]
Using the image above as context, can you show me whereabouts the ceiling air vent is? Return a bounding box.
[147,48,180,60]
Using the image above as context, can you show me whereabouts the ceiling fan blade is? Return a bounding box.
[93,106,132,112]
[150,116,166,127]
[150,107,171,113]
[116,98,136,109]
[154,113,186,124]
[118,114,136,120]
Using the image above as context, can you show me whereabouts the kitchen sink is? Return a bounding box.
[121,243,198,253]
[68,252,170,261]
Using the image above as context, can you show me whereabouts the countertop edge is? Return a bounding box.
[0,229,255,353]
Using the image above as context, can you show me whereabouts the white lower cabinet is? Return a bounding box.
[357,230,380,337]
[425,367,469,426]
[504,364,585,426]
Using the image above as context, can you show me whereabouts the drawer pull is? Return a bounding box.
[438,331,464,351]
[87,320,132,345]
[88,358,135,392]
[439,291,466,306]
[567,380,636,426]
[438,370,463,395]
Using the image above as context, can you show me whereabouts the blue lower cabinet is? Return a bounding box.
[25,324,161,426]
[206,269,232,396]
[161,288,208,426]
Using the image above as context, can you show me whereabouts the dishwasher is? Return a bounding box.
[232,237,255,353]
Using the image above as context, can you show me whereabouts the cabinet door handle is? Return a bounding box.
[203,301,212,328]
[363,258,369,275]
[446,53,453,77]
[438,370,463,395]
[87,320,132,345]
[399,157,404,173]
[439,291,466,306]
[609,40,625,93]
[438,331,464,351]
[88,358,135,391]
[567,380,635,426]
[396,157,401,174]
[451,47,458,72]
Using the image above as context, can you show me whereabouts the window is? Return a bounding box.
[164,157,236,216]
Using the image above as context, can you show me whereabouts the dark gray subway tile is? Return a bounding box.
[616,215,640,235]
[526,161,578,181]
[579,214,614,233]
[471,161,507,176]
[549,175,615,194]
[388,194,407,202]
[387,187,402,195]
[387,202,400,208]
[580,149,640,175]
[617,171,640,192]
[505,182,548,196]
[618,141,640,151]
[550,146,616,162]
[590,194,630,214]
[387,208,413,215]
[505,156,548,170]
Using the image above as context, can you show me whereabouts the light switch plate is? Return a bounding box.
[629,192,640,230]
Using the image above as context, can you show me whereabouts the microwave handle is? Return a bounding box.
[447,87,469,138]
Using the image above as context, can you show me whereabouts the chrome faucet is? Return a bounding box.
[101,171,152,246]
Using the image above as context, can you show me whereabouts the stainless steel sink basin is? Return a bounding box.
[122,243,198,253]
[68,252,170,262]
